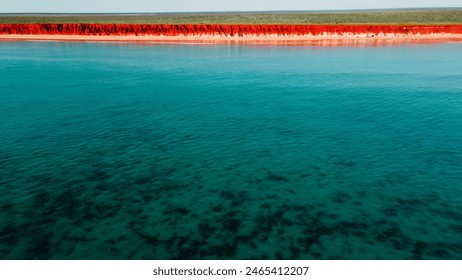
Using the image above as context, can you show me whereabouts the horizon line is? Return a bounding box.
[2,7,462,15]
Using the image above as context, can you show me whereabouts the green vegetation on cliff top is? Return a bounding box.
[1,9,462,25]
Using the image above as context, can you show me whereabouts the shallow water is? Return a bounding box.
[1,42,462,259]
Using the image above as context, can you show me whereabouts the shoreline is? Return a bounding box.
[1,34,462,45]
[2,23,462,45]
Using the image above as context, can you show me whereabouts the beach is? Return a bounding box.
[1,33,462,45]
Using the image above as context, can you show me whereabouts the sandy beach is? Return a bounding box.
[1,33,462,45]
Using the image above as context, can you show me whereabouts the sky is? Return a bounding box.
[1,0,461,13]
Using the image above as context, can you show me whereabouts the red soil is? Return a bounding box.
[1,24,462,36]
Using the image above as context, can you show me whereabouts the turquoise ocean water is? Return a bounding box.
[1,41,462,259]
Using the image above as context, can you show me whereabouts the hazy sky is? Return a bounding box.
[1,0,461,13]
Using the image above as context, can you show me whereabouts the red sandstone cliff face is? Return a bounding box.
[1,24,462,36]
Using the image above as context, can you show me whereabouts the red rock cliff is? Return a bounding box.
[1,24,462,36]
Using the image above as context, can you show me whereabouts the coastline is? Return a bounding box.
[1,33,462,45]
[1,23,462,45]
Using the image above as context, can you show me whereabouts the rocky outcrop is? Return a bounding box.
[1,24,462,36]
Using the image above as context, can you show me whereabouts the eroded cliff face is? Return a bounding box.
[1,24,462,36]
